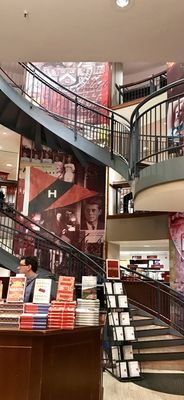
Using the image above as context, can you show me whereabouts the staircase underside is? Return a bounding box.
[134,157,184,212]
[0,76,129,180]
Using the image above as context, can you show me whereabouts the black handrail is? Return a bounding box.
[120,265,182,299]
[130,78,184,127]
[116,69,167,105]
[0,201,106,280]
[120,265,184,334]
[117,70,167,91]
[0,62,130,161]
[129,78,184,178]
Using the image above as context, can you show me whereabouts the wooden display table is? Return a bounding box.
[0,326,103,400]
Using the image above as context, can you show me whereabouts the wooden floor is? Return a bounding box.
[103,372,184,400]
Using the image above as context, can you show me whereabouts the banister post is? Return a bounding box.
[74,96,78,141]
[110,113,115,159]
[129,110,140,180]
[156,281,161,319]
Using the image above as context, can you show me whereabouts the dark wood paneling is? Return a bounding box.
[124,281,170,321]
[0,327,102,400]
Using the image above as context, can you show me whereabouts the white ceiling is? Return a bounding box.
[111,239,169,253]
[0,125,20,180]
[0,0,184,62]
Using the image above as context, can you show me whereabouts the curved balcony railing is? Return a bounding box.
[116,69,167,104]
[129,78,184,178]
[0,62,130,161]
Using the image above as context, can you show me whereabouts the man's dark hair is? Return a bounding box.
[84,197,102,210]
[20,256,38,273]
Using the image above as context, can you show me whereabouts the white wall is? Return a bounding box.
[114,93,167,123]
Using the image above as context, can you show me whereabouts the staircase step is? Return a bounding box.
[138,334,182,341]
[130,308,139,316]
[134,338,184,348]
[134,344,184,354]
[141,359,184,372]
[134,352,184,362]
[135,324,168,331]
[129,306,154,318]
[131,318,155,327]
[136,327,171,338]
[132,315,155,320]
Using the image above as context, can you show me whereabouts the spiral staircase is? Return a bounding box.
[0,62,130,180]
[1,64,184,378]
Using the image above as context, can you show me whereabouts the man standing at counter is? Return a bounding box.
[17,256,38,302]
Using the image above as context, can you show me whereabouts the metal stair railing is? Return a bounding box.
[0,201,106,282]
[85,255,184,335]
[120,265,184,335]
[116,69,167,104]
[129,78,184,178]
[0,62,130,161]
[1,200,183,336]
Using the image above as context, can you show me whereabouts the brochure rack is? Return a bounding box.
[105,279,141,381]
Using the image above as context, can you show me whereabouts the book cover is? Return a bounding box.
[128,360,140,377]
[113,282,124,295]
[105,282,113,295]
[108,311,119,326]
[119,312,130,326]
[107,295,116,308]
[124,326,135,341]
[56,276,75,302]
[6,276,26,303]
[106,259,120,280]
[33,279,52,304]
[122,345,133,360]
[113,326,124,341]
[116,362,128,378]
[118,295,128,308]
[82,276,97,300]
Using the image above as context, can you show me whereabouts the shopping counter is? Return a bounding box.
[0,326,103,400]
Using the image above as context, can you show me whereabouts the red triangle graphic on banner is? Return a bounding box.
[46,184,98,210]
[29,167,57,202]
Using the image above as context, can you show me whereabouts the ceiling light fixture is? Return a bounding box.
[116,0,129,8]
[6,164,12,167]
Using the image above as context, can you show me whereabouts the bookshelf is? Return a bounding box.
[105,280,141,381]
[128,257,169,281]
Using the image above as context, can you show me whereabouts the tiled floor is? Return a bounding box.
[103,372,184,400]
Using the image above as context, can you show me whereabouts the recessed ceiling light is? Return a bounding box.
[2,131,7,135]
[6,163,12,167]
[116,0,129,7]
[0,146,2,150]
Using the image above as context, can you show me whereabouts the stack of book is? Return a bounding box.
[20,313,48,330]
[24,303,50,314]
[47,300,76,329]
[76,298,100,326]
[0,302,24,329]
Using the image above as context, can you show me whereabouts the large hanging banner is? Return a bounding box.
[26,62,110,124]
[167,63,184,155]
[17,137,106,264]
[169,212,184,292]
[167,64,184,293]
